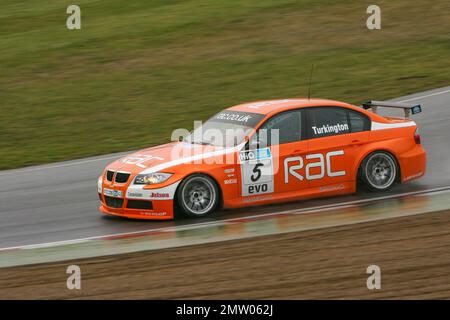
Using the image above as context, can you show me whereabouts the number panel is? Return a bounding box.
[239,148,274,197]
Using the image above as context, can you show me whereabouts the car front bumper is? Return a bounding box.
[98,177,181,220]
[99,198,175,220]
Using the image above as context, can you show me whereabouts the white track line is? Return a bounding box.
[2,185,449,252]
[398,89,450,103]
[0,154,127,176]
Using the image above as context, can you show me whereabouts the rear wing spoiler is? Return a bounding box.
[362,100,422,118]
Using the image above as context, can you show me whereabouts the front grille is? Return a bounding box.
[115,172,130,183]
[104,196,124,208]
[106,170,114,182]
[127,200,153,210]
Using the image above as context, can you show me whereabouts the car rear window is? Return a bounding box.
[306,107,370,138]
[348,110,371,132]
[307,107,350,138]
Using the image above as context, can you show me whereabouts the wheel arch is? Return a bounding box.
[173,171,224,213]
[354,148,402,186]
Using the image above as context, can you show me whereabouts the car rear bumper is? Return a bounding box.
[399,145,427,183]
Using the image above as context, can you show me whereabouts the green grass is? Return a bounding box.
[1,0,449,169]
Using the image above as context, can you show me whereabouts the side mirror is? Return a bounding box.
[248,135,268,150]
[171,129,193,143]
[172,135,186,142]
[249,139,259,150]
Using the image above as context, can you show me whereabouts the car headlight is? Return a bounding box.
[134,173,172,185]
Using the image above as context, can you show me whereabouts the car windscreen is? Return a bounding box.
[185,111,265,147]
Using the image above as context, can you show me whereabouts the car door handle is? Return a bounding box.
[288,149,304,156]
[351,140,364,146]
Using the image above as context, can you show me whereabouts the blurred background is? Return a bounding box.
[1,0,449,170]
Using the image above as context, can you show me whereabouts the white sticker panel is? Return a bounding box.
[240,148,274,197]
[103,188,123,198]
[126,181,181,200]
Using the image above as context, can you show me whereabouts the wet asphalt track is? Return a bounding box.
[1,87,449,248]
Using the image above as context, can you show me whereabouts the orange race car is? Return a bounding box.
[98,98,426,220]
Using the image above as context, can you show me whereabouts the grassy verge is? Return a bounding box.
[1,0,449,169]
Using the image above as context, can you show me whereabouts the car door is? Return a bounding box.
[305,106,371,188]
[244,109,309,197]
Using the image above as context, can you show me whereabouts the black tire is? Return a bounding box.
[176,174,219,218]
[359,151,398,192]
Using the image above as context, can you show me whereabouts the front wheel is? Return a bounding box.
[176,174,219,218]
[359,151,398,192]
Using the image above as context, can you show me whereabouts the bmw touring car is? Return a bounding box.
[98,98,426,219]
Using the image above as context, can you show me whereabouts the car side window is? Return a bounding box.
[307,107,350,138]
[257,110,302,146]
[348,110,371,132]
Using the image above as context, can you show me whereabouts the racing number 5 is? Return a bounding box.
[251,163,264,182]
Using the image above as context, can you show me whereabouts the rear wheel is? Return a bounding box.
[176,174,219,218]
[359,151,398,192]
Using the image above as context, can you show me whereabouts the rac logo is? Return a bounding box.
[284,150,346,183]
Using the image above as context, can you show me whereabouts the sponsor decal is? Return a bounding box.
[121,154,164,169]
[405,172,423,181]
[150,192,170,198]
[211,111,265,127]
[140,211,167,216]
[224,179,237,185]
[319,184,346,192]
[103,188,122,198]
[216,113,253,123]
[242,195,274,203]
[127,192,143,198]
[284,150,346,183]
[126,181,180,200]
[224,168,235,174]
[239,148,271,162]
[312,123,349,136]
